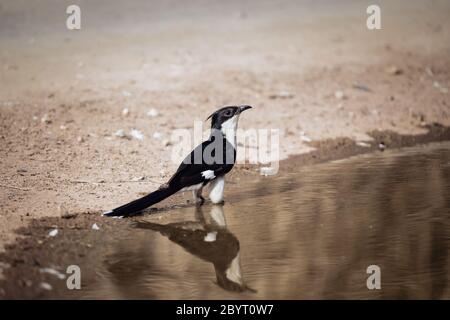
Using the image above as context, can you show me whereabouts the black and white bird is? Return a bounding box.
[103,105,252,217]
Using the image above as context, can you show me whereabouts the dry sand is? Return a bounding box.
[1,0,450,251]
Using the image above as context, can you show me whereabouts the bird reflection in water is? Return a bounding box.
[131,205,254,293]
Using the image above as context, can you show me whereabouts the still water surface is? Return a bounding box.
[80,142,450,299]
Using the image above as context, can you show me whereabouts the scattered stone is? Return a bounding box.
[378,142,386,151]
[39,282,53,291]
[153,132,162,140]
[58,204,77,219]
[41,114,51,124]
[60,125,67,130]
[356,141,371,148]
[300,135,312,142]
[352,83,371,92]
[48,229,58,237]
[77,136,84,143]
[17,168,27,173]
[122,90,132,97]
[114,129,127,138]
[130,129,144,141]
[385,65,402,75]
[122,108,130,116]
[260,167,277,176]
[433,81,448,93]
[147,108,159,117]
[425,67,434,77]
[334,90,346,100]
[162,139,172,147]
[39,268,66,280]
[131,176,145,181]
[269,91,294,99]
[300,131,312,142]
[92,223,100,231]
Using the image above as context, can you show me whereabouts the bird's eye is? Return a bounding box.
[224,110,233,117]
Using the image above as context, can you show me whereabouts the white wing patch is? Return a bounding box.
[204,231,218,242]
[201,170,216,180]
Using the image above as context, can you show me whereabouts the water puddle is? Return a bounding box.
[64,143,450,299]
[63,142,450,298]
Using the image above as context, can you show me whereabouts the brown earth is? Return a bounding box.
[0,0,450,273]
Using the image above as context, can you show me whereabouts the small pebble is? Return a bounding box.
[130,129,144,141]
[147,108,159,117]
[260,167,277,176]
[356,141,371,148]
[334,90,346,100]
[114,129,127,138]
[269,91,294,99]
[39,282,53,291]
[385,65,402,75]
[41,114,51,124]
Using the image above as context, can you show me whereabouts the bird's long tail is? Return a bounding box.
[103,185,179,217]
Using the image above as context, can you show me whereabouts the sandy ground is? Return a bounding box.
[1,0,450,252]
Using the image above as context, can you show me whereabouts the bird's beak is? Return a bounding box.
[238,105,252,113]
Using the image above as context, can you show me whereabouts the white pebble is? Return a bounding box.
[260,167,277,176]
[131,129,144,141]
[356,141,371,148]
[334,90,345,100]
[48,229,58,237]
[41,114,51,124]
[300,135,312,142]
[92,223,100,230]
[114,129,127,138]
[39,268,66,280]
[39,282,53,291]
[147,108,159,117]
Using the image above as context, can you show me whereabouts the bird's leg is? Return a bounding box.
[193,186,205,206]
[209,176,225,204]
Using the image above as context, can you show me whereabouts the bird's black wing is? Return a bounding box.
[168,136,236,188]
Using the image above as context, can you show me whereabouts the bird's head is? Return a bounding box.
[207,105,252,132]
